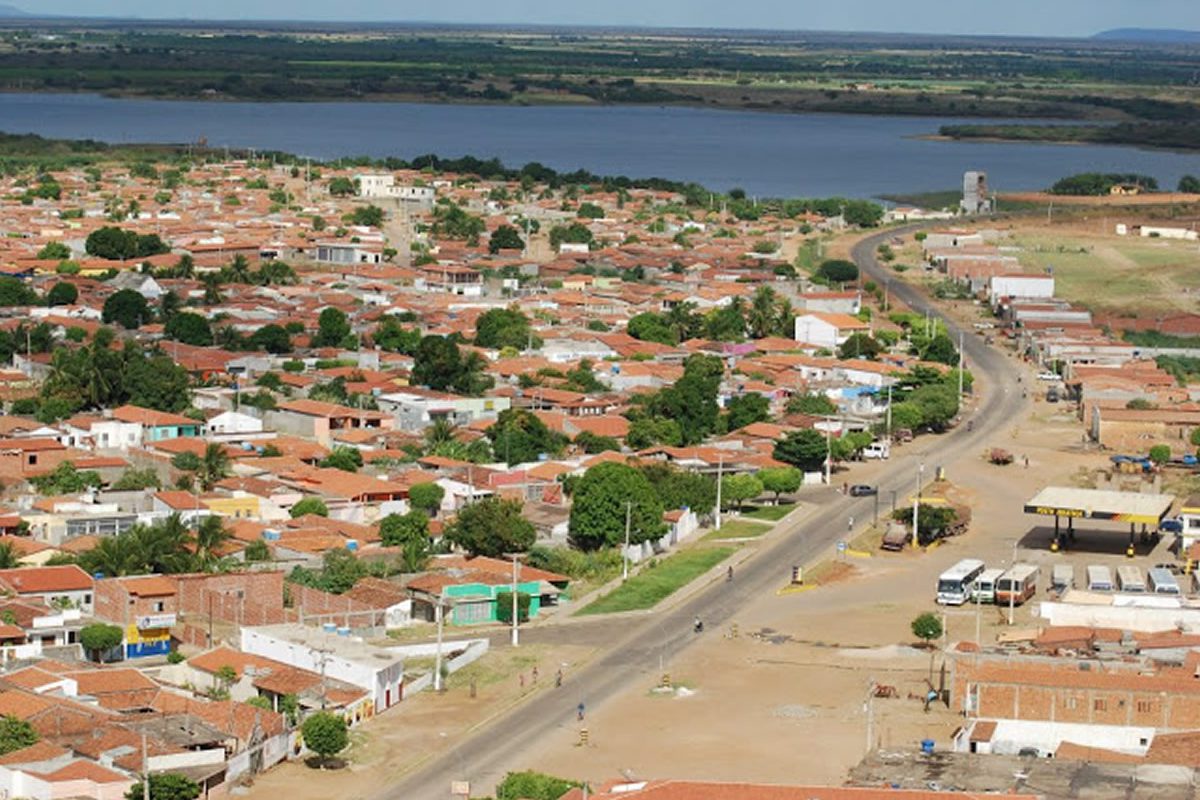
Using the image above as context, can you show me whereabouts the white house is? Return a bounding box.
[206,410,266,437]
[240,624,406,713]
[989,274,1055,303]
[793,312,870,350]
[376,389,510,432]
[794,291,862,316]
[61,416,143,452]
[0,566,94,613]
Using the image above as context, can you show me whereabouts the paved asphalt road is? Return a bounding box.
[381,226,1026,799]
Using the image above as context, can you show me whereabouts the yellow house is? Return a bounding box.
[203,493,261,520]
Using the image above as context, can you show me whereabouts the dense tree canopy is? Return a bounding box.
[102,289,150,329]
[410,335,493,395]
[773,429,829,472]
[45,281,78,306]
[725,393,771,431]
[569,462,665,551]
[85,226,169,260]
[445,496,536,558]
[313,307,352,348]
[301,711,349,763]
[474,307,540,350]
[487,408,567,466]
[489,224,525,254]
[164,312,213,346]
[647,354,724,445]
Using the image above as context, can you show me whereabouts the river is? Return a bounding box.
[1,93,1197,199]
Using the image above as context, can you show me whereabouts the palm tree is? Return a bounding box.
[423,418,458,451]
[192,516,232,572]
[134,514,194,574]
[0,543,19,570]
[198,443,231,491]
[174,254,196,280]
[225,255,252,284]
[201,273,223,306]
[158,290,182,321]
[747,286,778,340]
[77,535,145,578]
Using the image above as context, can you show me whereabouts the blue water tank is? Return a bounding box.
[921,739,935,755]
[336,626,350,637]
[322,622,336,633]
[346,540,359,551]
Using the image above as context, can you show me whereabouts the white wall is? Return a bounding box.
[990,275,1055,300]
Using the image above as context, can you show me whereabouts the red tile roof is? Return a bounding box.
[0,565,93,593]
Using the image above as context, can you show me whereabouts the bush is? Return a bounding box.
[301,711,348,763]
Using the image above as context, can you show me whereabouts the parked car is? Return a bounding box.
[1154,561,1184,575]
[849,484,877,497]
[1158,518,1183,534]
[1037,371,1060,382]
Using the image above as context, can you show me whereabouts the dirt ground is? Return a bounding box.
[512,342,1175,791]
[237,643,595,800]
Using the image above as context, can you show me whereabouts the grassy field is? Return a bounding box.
[577,547,735,616]
[702,519,771,541]
[744,503,797,522]
[1010,229,1200,314]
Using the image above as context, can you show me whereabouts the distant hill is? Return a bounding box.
[0,4,30,16]
[1093,28,1200,44]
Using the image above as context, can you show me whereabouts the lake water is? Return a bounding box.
[1,92,1197,199]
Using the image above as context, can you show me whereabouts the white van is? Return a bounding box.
[1051,564,1074,594]
[1086,565,1113,592]
[1117,566,1147,593]
[862,441,891,460]
[1147,567,1181,596]
[971,568,1005,604]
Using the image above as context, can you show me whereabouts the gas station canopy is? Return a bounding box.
[1023,487,1175,526]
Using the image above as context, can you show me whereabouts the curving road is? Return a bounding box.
[381,226,1025,799]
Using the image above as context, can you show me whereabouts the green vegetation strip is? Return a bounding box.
[577,547,735,615]
[744,503,796,522]
[702,519,771,541]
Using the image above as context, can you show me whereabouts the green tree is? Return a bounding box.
[321,447,363,473]
[725,393,770,431]
[549,222,594,250]
[0,543,18,570]
[30,461,102,494]
[639,463,717,517]
[888,401,924,432]
[568,462,665,551]
[720,473,763,511]
[164,312,213,346]
[302,711,349,765]
[327,176,356,197]
[758,466,803,502]
[839,333,883,361]
[126,773,200,800]
[910,612,943,646]
[37,241,71,261]
[124,352,191,412]
[574,430,620,454]
[495,771,579,800]
[921,333,959,366]
[0,715,36,756]
[626,312,677,345]
[250,324,292,354]
[494,590,532,624]
[411,336,493,396]
[445,496,535,558]
[0,277,38,307]
[815,259,859,284]
[373,318,421,354]
[487,408,567,466]
[77,535,145,578]
[112,468,161,491]
[244,539,271,562]
[773,429,828,472]
[1149,444,1172,465]
[650,354,723,445]
[80,623,123,662]
[313,307,351,348]
[350,205,384,227]
[909,383,959,432]
[380,511,432,572]
[192,516,232,571]
[45,281,78,306]
[625,416,683,450]
[786,393,837,416]
[488,224,525,254]
[1180,175,1200,194]
[475,307,540,350]
[291,497,329,518]
[197,443,231,491]
[408,482,444,516]
[102,289,150,329]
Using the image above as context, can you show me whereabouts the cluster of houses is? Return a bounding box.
[0,158,974,795]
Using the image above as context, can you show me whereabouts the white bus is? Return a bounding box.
[995,564,1039,607]
[1147,568,1181,596]
[936,559,986,605]
[1087,565,1114,592]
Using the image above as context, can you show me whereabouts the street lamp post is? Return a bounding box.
[1008,540,1019,626]
[622,501,633,582]
[510,555,520,647]
[911,461,925,549]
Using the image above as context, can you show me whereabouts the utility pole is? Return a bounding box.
[433,597,445,692]
[958,331,965,397]
[824,422,832,486]
[622,501,632,582]
[885,384,893,438]
[714,455,725,530]
[911,461,924,549]
[142,732,150,800]
[510,555,520,647]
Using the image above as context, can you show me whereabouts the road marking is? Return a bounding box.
[776,584,816,596]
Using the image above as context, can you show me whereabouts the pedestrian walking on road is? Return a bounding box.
[848,516,855,532]
[577,702,585,721]
[532,665,539,684]
[556,669,563,688]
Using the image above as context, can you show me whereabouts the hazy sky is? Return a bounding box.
[26,0,1200,36]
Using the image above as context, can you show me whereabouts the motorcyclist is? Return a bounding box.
[727,566,734,582]
[693,616,704,633]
